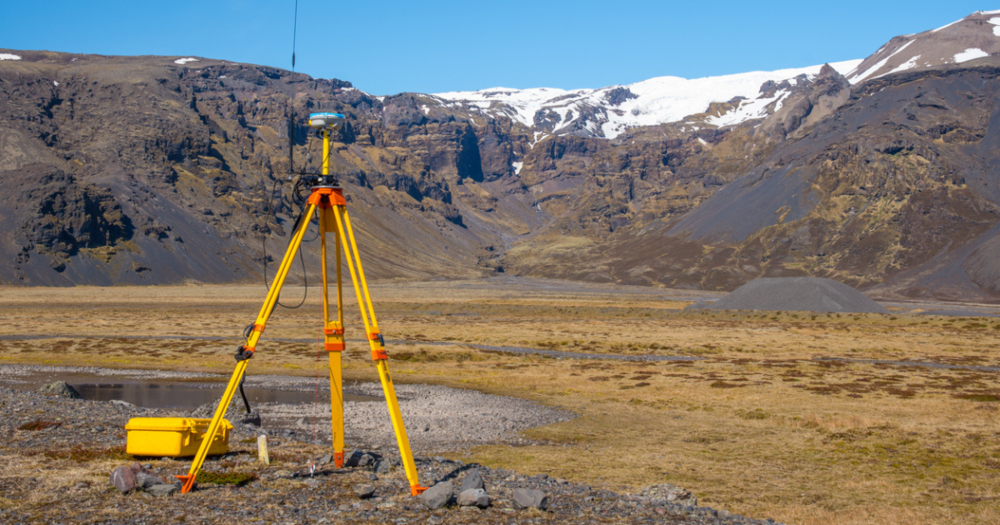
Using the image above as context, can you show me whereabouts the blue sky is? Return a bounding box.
[1,1,993,95]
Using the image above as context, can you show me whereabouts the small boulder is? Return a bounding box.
[418,480,453,510]
[456,488,489,508]
[135,472,165,489]
[512,488,548,511]
[354,484,376,499]
[146,484,178,497]
[460,470,484,492]
[110,465,136,493]
[345,450,375,468]
[38,381,81,399]
[374,459,392,474]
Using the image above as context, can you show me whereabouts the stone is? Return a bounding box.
[316,454,333,466]
[147,484,178,497]
[638,483,697,507]
[374,459,391,474]
[136,472,165,489]
[459,470,484,492]
[129,462,148,475]
[456,488,489,508]
[418,480,453,510]
[110,465,136,493]
[38,381,81,399]
[354,484,376,499]
[512,488,548,511]
[345,450,375,468]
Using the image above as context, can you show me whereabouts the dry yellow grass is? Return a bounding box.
[1,281,998,524]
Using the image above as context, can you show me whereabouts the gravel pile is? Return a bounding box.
[688,277,888,313]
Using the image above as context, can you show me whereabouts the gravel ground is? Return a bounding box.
[0,377,788,524]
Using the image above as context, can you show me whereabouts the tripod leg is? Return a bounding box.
[177,202,319,493]
[320,207,345,467]
[332,204,426,496]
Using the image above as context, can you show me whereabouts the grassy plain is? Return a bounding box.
[1,279,998,524]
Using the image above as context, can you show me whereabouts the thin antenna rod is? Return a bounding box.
[288,0,299,175]
[291,0,299,71]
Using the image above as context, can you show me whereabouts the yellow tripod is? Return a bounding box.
[176,113,427,496]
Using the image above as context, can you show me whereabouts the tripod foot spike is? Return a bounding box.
[176,474,195,493]
[410,484,428,496]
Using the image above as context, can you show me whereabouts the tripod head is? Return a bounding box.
[292,112,345,187]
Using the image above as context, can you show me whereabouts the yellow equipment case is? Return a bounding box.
[125,418,233,457]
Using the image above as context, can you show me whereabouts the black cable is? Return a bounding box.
[261,177,281,289]
[259,176,309,310]
[238,371,252,414]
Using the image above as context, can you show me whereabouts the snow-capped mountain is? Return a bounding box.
[432,59,862,140]
[846,10,1000,83]
[429,11,1000,141]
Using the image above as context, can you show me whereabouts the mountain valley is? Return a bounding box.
[4,11,1000,300]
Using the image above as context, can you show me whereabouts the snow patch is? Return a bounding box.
[421,105,430,115]
[989,17,1000,36]
[0,53,21,61]
[954,48,989,63]
[881,55,920,77]
[174,57,199,65]
[932,19,961,33]
[53,81,59,87]
[850,40,914,83]
[512,161,523,175]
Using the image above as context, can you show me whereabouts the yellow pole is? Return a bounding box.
[331,204,425,496]
[320,206,345,467]
[177,201,318,493]
[322,129,330,175]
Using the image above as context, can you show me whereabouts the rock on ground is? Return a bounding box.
[460,469,484,492]
[637,483,698,507]
[110,465,136,493]
[419,480,453,510]
[146,484,178,497]
[354,484,376,499]
[457,488,490,508]
[513,488,549,510]
[38,381,81,399]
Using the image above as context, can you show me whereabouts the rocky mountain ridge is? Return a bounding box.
[4,12,1000,301]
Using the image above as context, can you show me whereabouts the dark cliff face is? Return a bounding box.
[4,49,1000,300]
